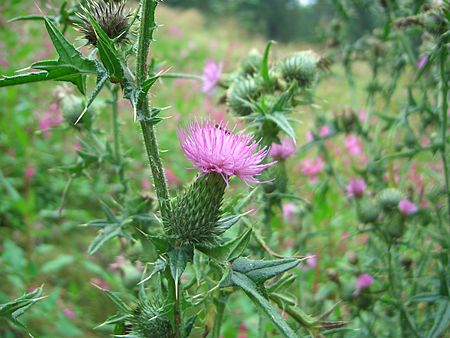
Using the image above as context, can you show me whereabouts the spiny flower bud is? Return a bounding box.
[130,301,173,338]
[165,173,226,248]
[227,78,260,116]
[240,48,263,75]
[377,188,404,210]
[279,51,319,87]
[357,199,380,224]
[61,94,93,128]
[76,0,130,46]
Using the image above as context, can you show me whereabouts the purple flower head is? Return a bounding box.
[301,157,324,182]
[270,137,296,160]
[282,203,296,222]
[356,273,373,290]
[178,120,276,184]
[417,55,428,70]
[319,125,331,137]
[345,178,367,199]
[345,135,363,156]
[398,199,418,216]
[302,253,317,271]
[202,60,222,94]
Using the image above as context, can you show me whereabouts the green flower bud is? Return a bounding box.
[164,173,226,248]
[227,78,260,116]
[377,188,404,210]
[279,51,319,87]
[61,95,93,128]
[130,301,173,338]
[357,199,380,224]
[381,214,405,240]
[240,48,263,75]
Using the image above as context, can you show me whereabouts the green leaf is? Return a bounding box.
[95,287,131,314]
[86,12,124,82]
[0,18,96,94]
[261,40,274,87]
[266,112,296,140]
[96,313,132,328]
[427,301,450,338]
[199,228,252,262]
[0,286,44,318]
[138,258,167,285]
[8,15,46,22]
[231,257,299,284]
[225,271,298,338]
[75,63,109,124]
[41,255,74,274]
[167,247,191,283]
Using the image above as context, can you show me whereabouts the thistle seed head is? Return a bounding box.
[77,0,130,46]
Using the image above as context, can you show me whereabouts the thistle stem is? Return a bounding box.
[211,291,229,338]
[439,44,450,224]
[136,0,170,219]
[111,85,127,195]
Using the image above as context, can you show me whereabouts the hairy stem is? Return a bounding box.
[439,44,450,223]
[211,291,229,338]
[136,0,170,219]
[111,85,127,195]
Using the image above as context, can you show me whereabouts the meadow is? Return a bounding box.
[0,1,449,337]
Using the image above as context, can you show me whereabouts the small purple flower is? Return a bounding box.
[354,273,373,296]
[319,125,331,137]
[178,120,275,184]
[282,203,296,222]
[345,178,367,199]
[417,55,428,70]
[270,137,296,160]
[302,253,317,271]
[301,157,324,182]
[201,60,222,94]
[398,199,418,216]
[63,307,76,320]
[345,135,363,156]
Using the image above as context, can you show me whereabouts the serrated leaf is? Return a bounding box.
[214,214,242,234]
[96,313,132,328]
[41,255,74,273]
[266,112,296,140]
[95,288,131,314]
[86,12,124,82]
[138,258,167,285]
[199,228,252,262]
[167,247,191,283]
[231,257,300,284]
[226,271,298,338]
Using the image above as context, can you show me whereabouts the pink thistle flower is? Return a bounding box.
[167,25,183,38]
[178,120,275,185]
[201,60,222,94]
[345,135,363,156]
[302,253,317,271]
[417,55,428,69]
[398,199,418,216]
[306,131,314,142]
[300,157,324,182]
[345,178,367,199]
[319,125,331,137]
[354,273,373,296]
[359,108,367,122]
[270,137,296,160]
[282,203,296,222]
[25,166,36,179]
[63,307,76,320]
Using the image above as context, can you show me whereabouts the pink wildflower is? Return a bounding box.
[354,273,373,296]
[302,253,317,271]
[270,137,296,160]
[63,307,76,320]
[345,135,363,155]
[201,60,222,94]
[282,203,296,222]
[300,157,324,182]
[178,120,275,184]
[167,25,183,38]
[398,199,418,216]
[165,166,181,186]
[90,277,110,290]
[306,131,314,142]
[359,108,367,122]
[25,166,36,179]
[417,55,428,69]
[109,255,127,271]
[38,102,62,138]
[319,125,331,137]
[345,178,367,199]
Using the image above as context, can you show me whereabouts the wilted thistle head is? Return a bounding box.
[77,0,130,46]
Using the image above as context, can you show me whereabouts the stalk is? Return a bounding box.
[211,291,229,338]
[135,0,170,219]
[438,44,450,223]
[135,1,179,336]
[111,84,127,195]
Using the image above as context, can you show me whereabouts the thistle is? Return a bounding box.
[227,78,260,116]
[164,120,275,247]
[129,300,173,338]
[279,51,319,87]
[240,48,263,75]
[76,0,130,46]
